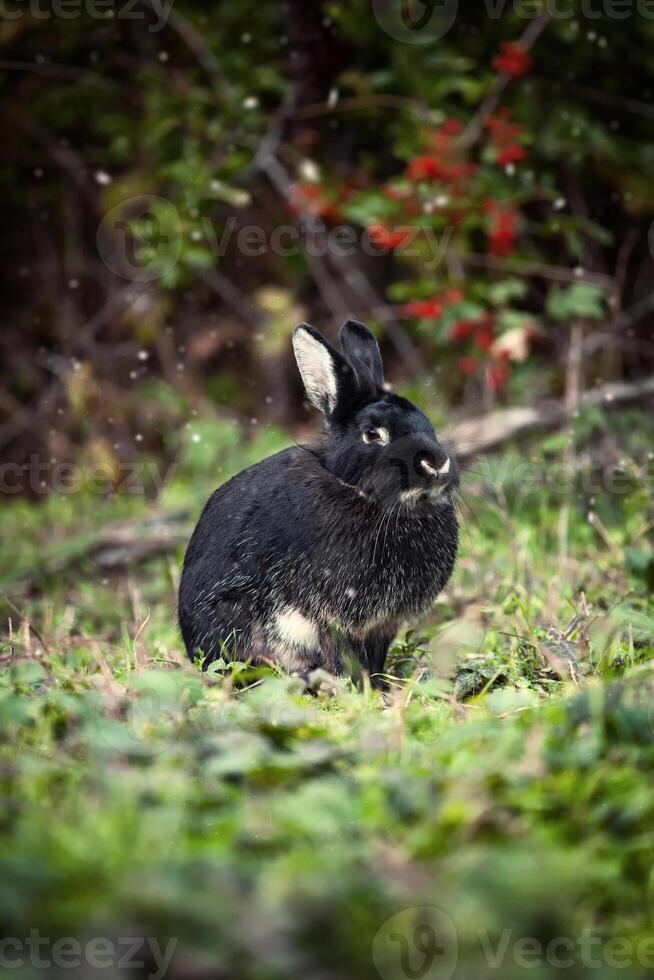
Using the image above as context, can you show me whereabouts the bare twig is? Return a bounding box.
[565,321,584,416]
[567,83,654,122]
[291,94,432,123]
[0,59,118,94]
[0,593,48,654]
[612,288,654,333]
[461,13,553,149]
[0,380,60,453]
[455,251,614,289]
[256,151,426,374]
[558,320,584,567]
[203,269,264,328]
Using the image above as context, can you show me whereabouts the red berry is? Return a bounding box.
[496,145,527,166]
[459,356,478,375]
[492,42,532,77]
[368,223,411,249]
[488,362,510,388]
[475,329,495,351]
[406,155,444,181]
[450,320,475,342]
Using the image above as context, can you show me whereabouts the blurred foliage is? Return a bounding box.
[1,0,654,487]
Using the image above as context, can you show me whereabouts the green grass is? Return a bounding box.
[1,409,653,980]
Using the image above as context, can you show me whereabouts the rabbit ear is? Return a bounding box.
[292,323,355,416]
[339,320,384,390]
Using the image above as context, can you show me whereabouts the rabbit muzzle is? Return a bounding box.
[365,435,455,505]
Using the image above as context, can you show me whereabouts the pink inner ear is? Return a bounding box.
[293,330,339,413]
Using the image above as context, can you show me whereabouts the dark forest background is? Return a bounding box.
[2,0,654,496]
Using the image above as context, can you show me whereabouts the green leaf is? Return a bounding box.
[342,190,394,226]
[546,284,606,321]
[486,279,528,306]
[10,661,47,687]
[496,309,535,332]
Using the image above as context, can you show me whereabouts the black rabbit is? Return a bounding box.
[179,320,458,686]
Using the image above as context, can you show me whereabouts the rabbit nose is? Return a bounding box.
[415,447,450,480]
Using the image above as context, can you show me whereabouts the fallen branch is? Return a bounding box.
[88,514,191,571]
[6,378,653,591]
[446,375,654,461]
[2,513,191,593]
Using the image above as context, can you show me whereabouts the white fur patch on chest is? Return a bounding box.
[275,607,319,651]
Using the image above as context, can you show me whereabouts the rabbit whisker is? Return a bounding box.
[371,497,397,567]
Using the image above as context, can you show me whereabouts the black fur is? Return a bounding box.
[179,320,459,686]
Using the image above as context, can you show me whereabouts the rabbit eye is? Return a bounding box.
[362,428,388,445]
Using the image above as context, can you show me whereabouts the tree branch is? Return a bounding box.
[448,375,654,461]
[461,13,553,149]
